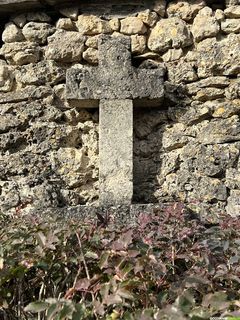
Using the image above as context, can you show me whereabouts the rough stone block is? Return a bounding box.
[99,100,133,206]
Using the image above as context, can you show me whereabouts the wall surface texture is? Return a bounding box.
[0,0,240,217]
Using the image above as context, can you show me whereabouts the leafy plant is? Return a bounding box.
[0,204,240,319]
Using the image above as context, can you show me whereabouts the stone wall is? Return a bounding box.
[0,0,240,216]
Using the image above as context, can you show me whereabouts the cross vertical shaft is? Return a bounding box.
[99,100,133,206]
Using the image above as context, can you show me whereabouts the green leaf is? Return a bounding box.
[24,301,49,313]
[99,251,110,269]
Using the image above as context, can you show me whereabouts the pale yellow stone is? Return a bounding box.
[77,15,111,35]
[131,35,146,54]
[109,18,120,31]
[138,10,158,27]
[224,6,240,18]
[215,9,225,22]
[56,18,75,31]
[85,35,100,49]
[162,48,183,62]
[83,48,98,64]
[167,0,206,21]
[120,17,147,35]
[2,22,24,43]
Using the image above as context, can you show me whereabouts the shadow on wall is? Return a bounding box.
[133,82,187,204]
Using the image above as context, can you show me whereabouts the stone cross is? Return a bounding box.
[66,36,164,207]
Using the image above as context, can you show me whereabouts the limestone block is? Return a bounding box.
[226,168,240,189]
[99,100,133,206]
[59,7,79,20]
[27,11,51,22]
[221,18,240,33]
[83,48,98,64]
[224,5,240,18]
[131,35,146,54]
[196,34,240,77]
[226,190,240,216]
[225,79,240,100]
[15,60,65,86]
[0,65,14,92]
[162,48,183,62]
[138,9,158,27]
[198,116,240,145]
[2,22,24,43]
[167,59,198,84]
[215,9,225,22]
[109,18,120,31]
[120,17,147,35]
[45,30,85,62]
[0,86,53,104]
[148,17,192,52]
[186,77,230,94]
[198,177,227,201]
[22,22,55,44]
[152,0,166,17]
[212,100,240,118]
[76,15,111,35]
[167,0,206,22]
[192,7,220,42]
[0,42,41,65]
[85,35,99,48]
[56,18,75,31]
[225,0,240,6]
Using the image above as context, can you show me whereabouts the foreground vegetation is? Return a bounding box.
[0,204,240,319]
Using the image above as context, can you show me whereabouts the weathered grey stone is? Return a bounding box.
[67,36,164,103]
[0,65,14,92]
[76,15,111,35]
[225,79,240,100]
[186,77,230,96]
[0,42,41,65]
[0,86,53,104]
[99,100,133,206]
[196,34,240,77]
[167,0,206,22]
[224,5,240,18]
[22,22,55,44]
[2,22,24,43]
[226,168,240,189]
[192,7,220,42]
[167,59,198,84]
[198,116,240,145]
[221,18,240,33]
[15,60,65,86]
[212,100,240,118]
[148,17,193,52]
[45,30,85,62]
[198,177,227,201]
[120,17,147,35]
[226,190,240,216]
